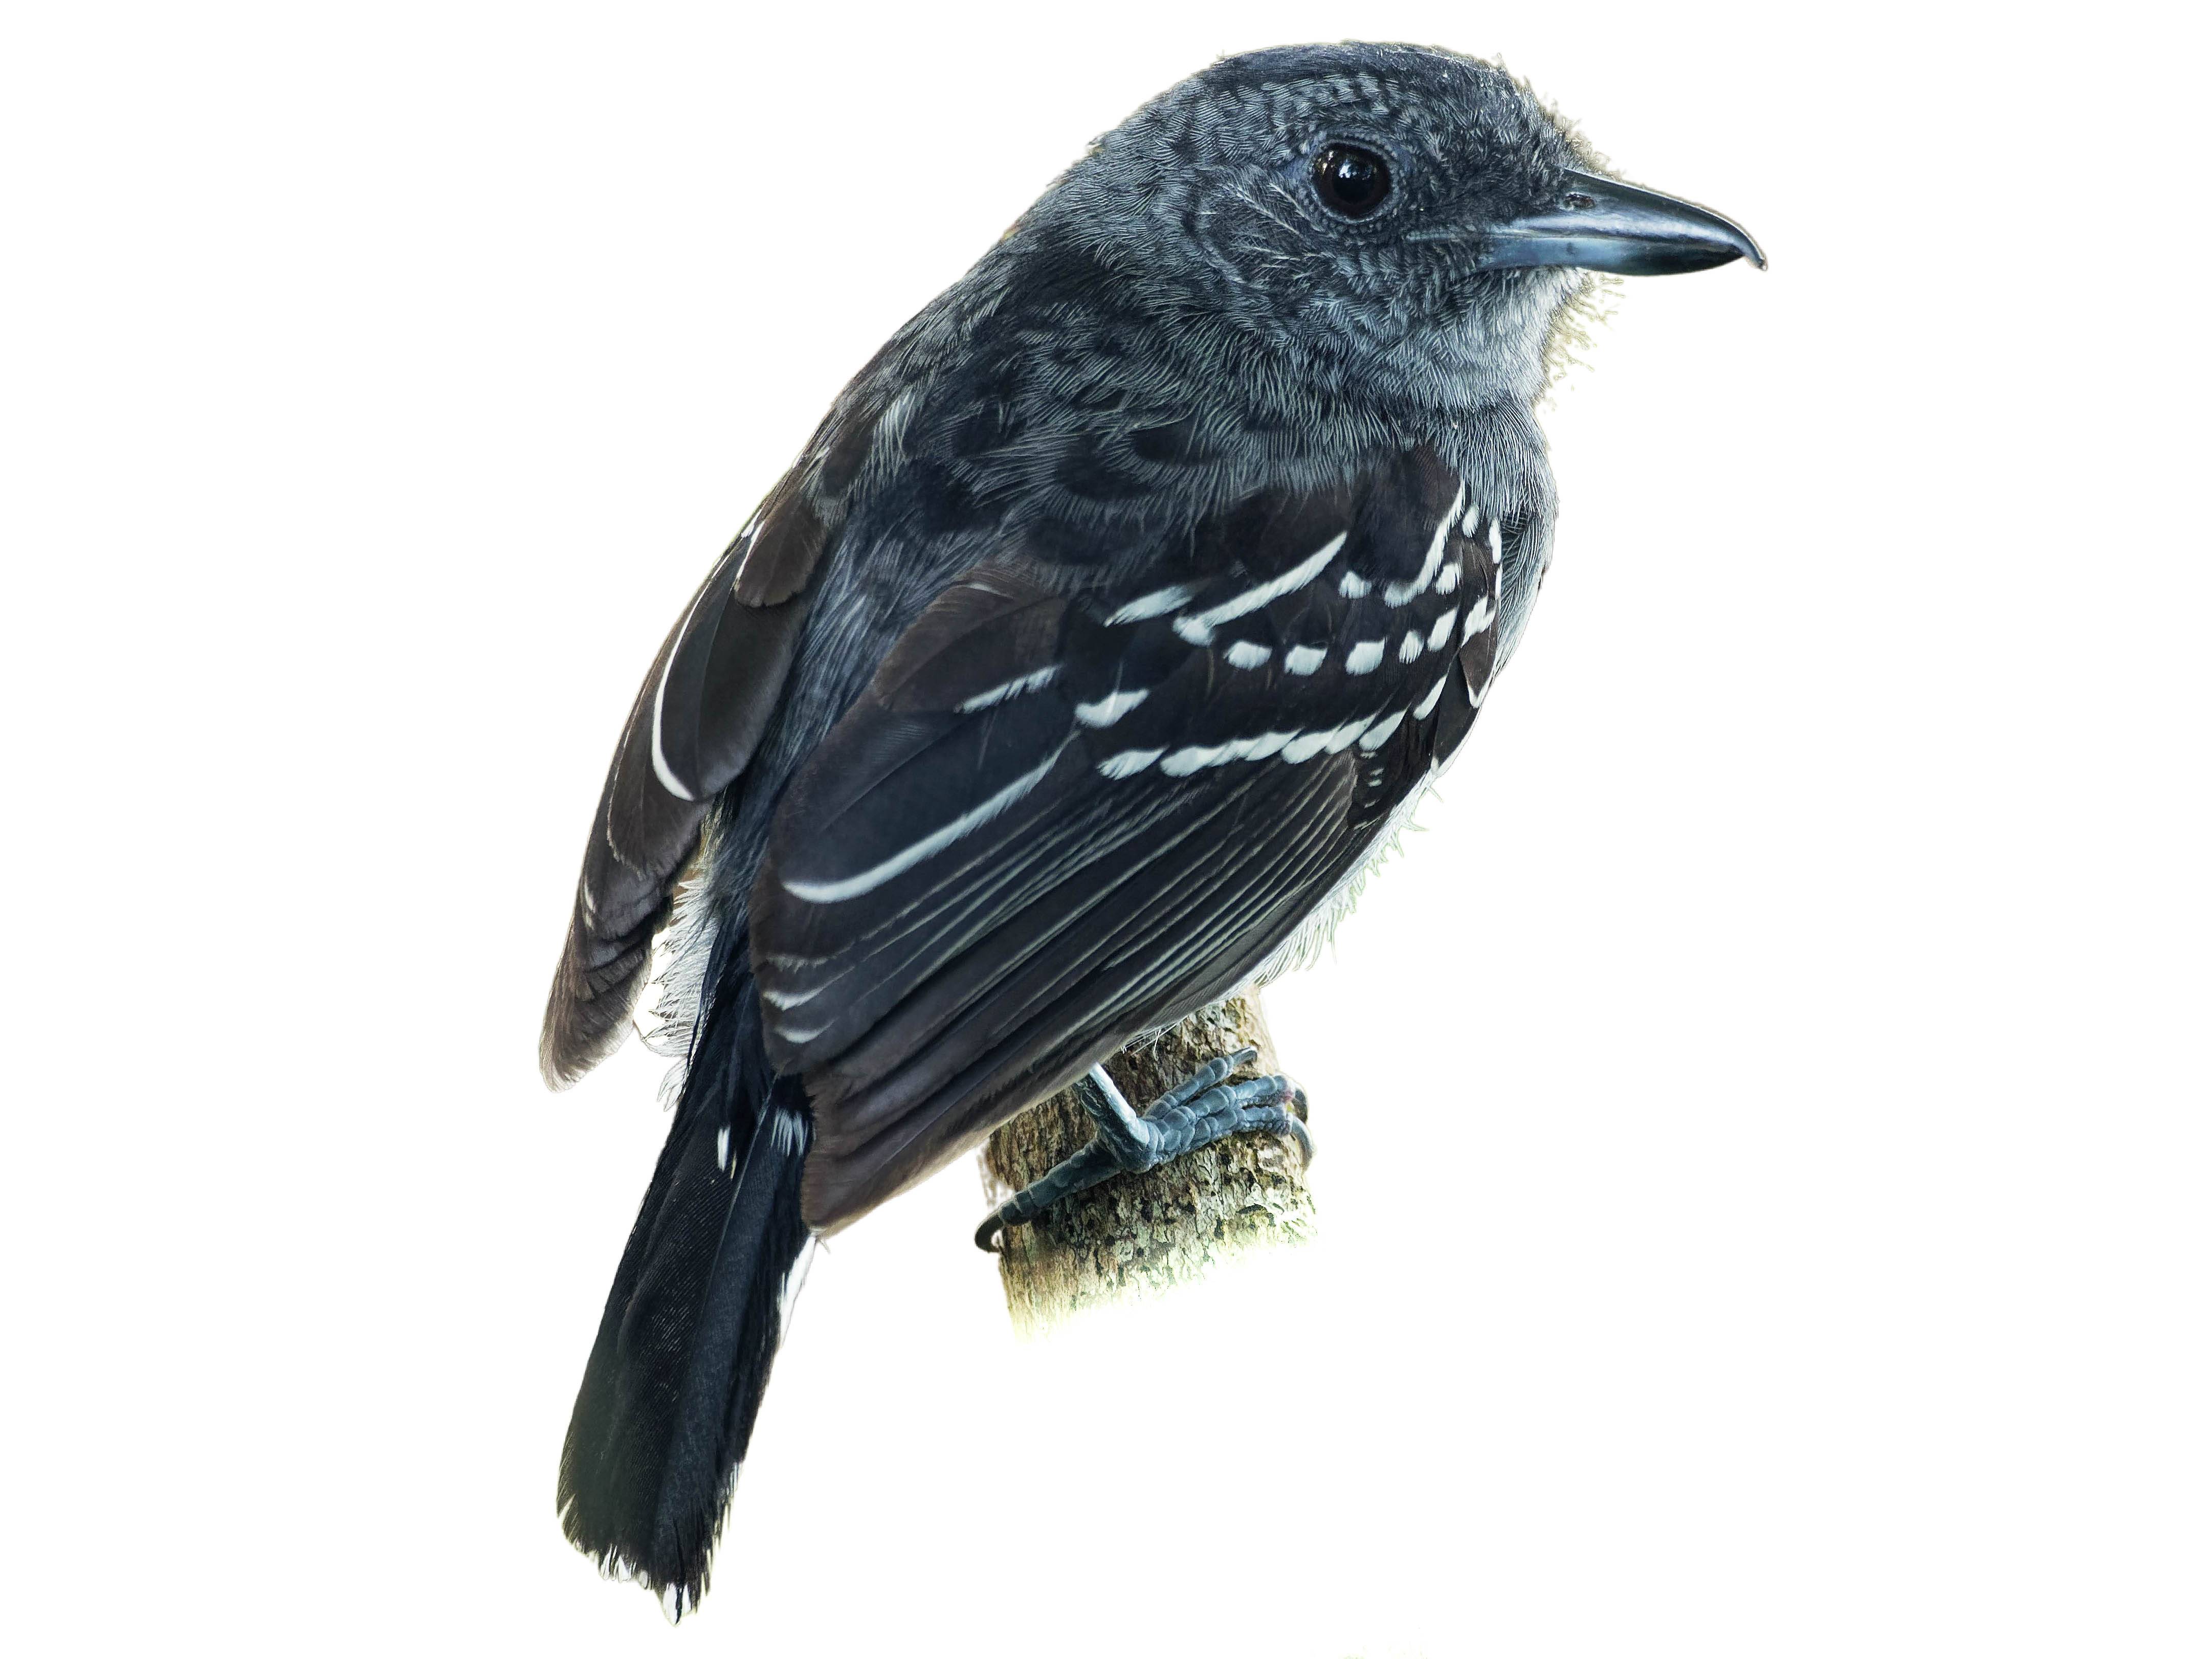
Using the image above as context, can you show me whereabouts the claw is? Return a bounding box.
[972,1056,1309,1249]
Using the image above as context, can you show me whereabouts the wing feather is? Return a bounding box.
[540,382,890,1086]
[751,446,1506,1228]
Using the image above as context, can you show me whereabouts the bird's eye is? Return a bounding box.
[1312,144,1392,219]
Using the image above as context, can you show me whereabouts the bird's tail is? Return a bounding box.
[557,932,813,1621]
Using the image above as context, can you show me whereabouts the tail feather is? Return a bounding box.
[558,935,813,1617]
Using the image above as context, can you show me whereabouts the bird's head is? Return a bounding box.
[1037,42,1761,411]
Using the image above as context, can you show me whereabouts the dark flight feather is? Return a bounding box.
[749,446,1504,1228]
[540,381,888,1087]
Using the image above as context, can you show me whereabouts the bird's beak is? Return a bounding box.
[1465,170,1765,275]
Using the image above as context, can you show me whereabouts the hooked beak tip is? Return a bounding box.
[1484,171,1764,279]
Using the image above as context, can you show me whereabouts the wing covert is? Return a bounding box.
[751,445,1511,1227]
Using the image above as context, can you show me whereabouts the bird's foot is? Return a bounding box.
[974,1049,1310,1251]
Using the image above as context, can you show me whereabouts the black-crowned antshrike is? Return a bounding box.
[541,41,1762,1618]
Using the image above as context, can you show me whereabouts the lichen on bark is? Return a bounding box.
[980,992,1314,1334]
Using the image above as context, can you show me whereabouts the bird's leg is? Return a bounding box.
[974,1049,1310,1251]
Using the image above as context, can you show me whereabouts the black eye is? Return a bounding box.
[1312,144,1392,219]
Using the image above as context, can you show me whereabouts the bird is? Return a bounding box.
[540,40,1761,1620]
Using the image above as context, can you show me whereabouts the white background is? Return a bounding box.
[3,2,2204,1654]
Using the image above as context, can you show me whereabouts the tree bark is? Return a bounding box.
[980,993,1314,1334]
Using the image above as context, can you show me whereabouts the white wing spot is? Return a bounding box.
[1398,631,1424,663]
[1224,640,1272,670]
[1436,563,1461,595]
[1345,639,1385,675]
[1461,499,1484,537]
[1097,747,1165,779]
[955,665,1060,713]
[1172,615,1216,646]
[1427,610,1458,651]
[649,699,696,797]
[715,1126,731,1170]
[1160,743,1233,777]
[1175,535,1346,640]
[1384,483,1468,607]
[1338,570,1372,599]
[1462,596,1495,639]
[650,654,700,804]
[647,561,736,804]
[1075,688,1148,728]
[1159,732,1301,775]
[1284,645,1326,675]
[1108,585,1193,625]
[1413,676,1448,720]
[782,744,1066,903]
[1358,710,1406,750]
[1281,718,1374,764]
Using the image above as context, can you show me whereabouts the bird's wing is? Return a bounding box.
[752,445,1506,1229]
[539,379,889,1087]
